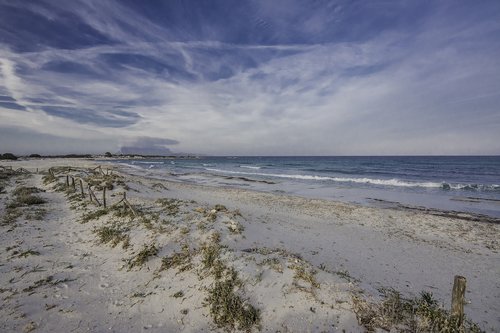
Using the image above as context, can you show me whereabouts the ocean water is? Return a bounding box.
[113,156,500,218]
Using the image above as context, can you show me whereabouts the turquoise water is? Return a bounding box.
[113,156,500,218]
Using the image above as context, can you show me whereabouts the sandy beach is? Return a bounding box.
[1,158,499,332]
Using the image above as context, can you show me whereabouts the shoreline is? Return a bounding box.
[1,158,499,332]
[114,161,500,224]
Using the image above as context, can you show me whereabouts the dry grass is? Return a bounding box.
[160,244,194,273]
[156,198,182,216]
[353,290,484,333]
[206,268,260,332]
[94,225,130,248]
[81,208,109,223]
[292,264,320,289]
[126,244,158,270]
[7,186,46,208]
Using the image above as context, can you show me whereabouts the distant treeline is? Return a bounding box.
[0,153,198,160]
[0,153,92,160]
[0,153,18,160]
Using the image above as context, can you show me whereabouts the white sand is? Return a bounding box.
[1,158,499,332]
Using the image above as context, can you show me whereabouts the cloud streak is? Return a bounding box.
[1,0,499,155]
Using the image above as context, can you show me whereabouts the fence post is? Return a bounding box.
[80,179,85,197]
[66,175,69,187]
[71,177,76,191]
[451,275,466,327]
[88,185,93,203]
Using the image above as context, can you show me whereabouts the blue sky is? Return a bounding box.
[1,0,499,155]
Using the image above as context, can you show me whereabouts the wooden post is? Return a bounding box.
[36,168,38,173]
[71,177,76,191]
[451,275,466,327]
[88,185,93,203]
[80,179,85,197]
[66,175,69,187]
[102,187,107,208]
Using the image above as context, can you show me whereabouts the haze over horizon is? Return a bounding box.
[1,0,500,156]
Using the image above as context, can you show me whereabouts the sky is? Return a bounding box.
[1,0,499,156]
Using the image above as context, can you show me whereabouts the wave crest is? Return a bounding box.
[205,168,498,191]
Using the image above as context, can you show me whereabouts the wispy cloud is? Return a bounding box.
[1,0,499,155]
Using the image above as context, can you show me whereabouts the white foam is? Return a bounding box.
[135,161,164,164]
[204,168,485,190]
[240,165,262,170]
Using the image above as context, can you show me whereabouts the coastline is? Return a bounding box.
[1,158,499,332]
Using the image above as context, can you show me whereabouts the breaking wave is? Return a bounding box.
[205,168,499,191]
[239,165,262,170]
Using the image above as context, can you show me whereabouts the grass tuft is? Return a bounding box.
[160,244,193,273]
[81,209,109,223]
[292,265,320,288]
[156,198,182,215]
[206,269,260,332]
[353,289,484,333]
[94,225,129,248]
[127,244,158,270]
[7,186,46,208]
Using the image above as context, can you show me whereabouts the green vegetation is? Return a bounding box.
[201,241,222,271]
[127,244,158,270]
[156,198,182,215]
[7,186,46,208]
[160,244,193,273]
[292,265,320,289]
[94,225,130,248]
[206,267,260,332]
[81,208,109,223]
[1,207,22,225]
[0,153,17,160]
[42,172,56,184]
[353,290,484,333]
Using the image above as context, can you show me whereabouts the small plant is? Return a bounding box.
[336,269,357,282]
[156,198,181,216]
[160,244,193,273]
[293,265,320,288]
[127,244,158,270]
[214,204,227,212]
[352,289,485,333]
[260,257,283,273]
[7,186,46,208]
[94,225,129,247]
[227,220,244,234]
[201,242,222,270]
[24,208,46,220]
[206,269,260,332]
[1,207,22,225]
[42,173,56,184]
[173,290,184,298]
[17,249,41,258]
[81,209,109,223]
[206,209,217,222]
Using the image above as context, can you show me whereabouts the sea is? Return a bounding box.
[111,156,500,218]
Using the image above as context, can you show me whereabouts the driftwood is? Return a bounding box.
[88,185,101,206]
[92,165,106,176]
